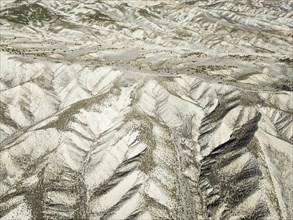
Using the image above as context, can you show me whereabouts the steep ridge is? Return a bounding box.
[0,0,292,220]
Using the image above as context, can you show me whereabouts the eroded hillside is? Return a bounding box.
[0,0,292,219]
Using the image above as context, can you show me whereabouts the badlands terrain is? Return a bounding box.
[0,0,292,219]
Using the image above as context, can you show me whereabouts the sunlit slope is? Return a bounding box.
[0,0,292,220]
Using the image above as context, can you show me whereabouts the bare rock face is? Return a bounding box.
[0,0,292,219]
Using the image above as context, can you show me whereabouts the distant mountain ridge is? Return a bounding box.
[0,0,292,219]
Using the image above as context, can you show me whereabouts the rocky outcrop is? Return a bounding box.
[0,0,292,219]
